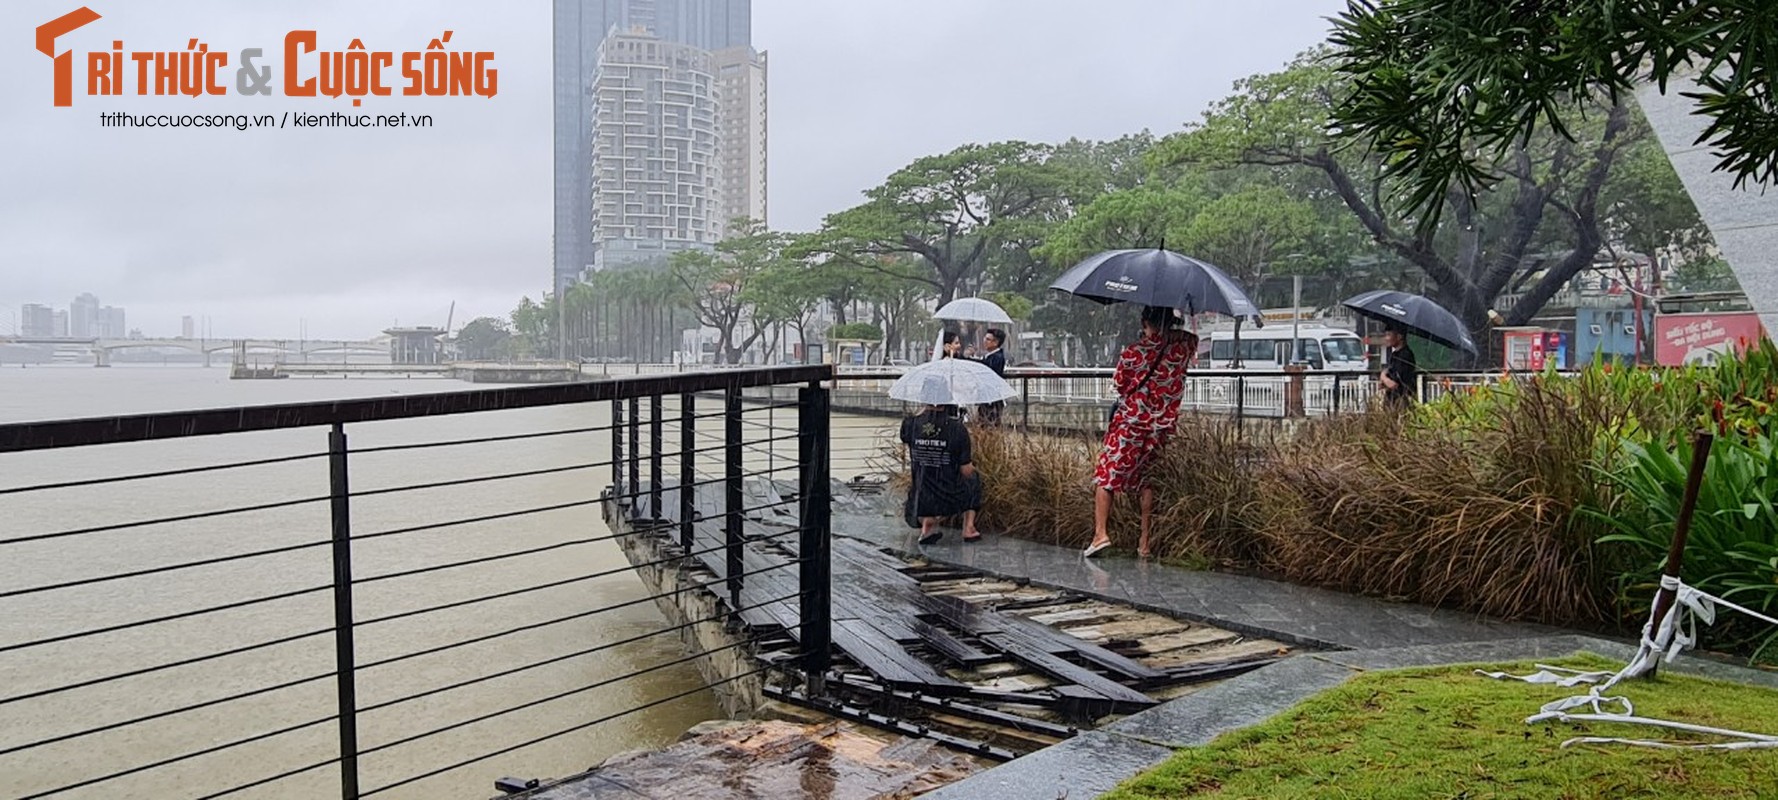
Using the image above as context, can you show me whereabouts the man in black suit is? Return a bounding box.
[974,328,1008,424]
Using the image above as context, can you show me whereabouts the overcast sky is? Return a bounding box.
[0,1,1343,339]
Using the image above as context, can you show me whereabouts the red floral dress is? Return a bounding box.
[1094,333,1193,492]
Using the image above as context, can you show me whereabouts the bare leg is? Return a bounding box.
[1091,487,1113,548]
[921,517,936,537]
[1138,486,1155,557]
[963,510,980,539]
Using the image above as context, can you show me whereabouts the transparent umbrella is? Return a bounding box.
[888,359,1017,406]
[933,297,1014,324]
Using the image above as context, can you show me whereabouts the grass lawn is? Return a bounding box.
[1104,654,1778,799]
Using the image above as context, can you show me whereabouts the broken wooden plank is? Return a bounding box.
[910,619,997,668]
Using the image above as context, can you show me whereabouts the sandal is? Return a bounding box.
[1082,540,1112,558]
[918,530,944,545]
[962,533,982,543]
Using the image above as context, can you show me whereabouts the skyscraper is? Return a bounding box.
[588,30,722,270]
[553,0,759,287]
[20,304,54,337]
[69,293,99,338]
[712,45,766,235]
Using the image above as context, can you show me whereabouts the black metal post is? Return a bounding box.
[798,382,833,692]
[1332,373,1343,414]
[649,395,664,522]
[327,424,360,800]
[725,385,744,605]
[681,393,695,553]
[610,397,623,494]
[627,396,640,502]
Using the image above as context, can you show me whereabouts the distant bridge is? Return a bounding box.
[0,336,388,366]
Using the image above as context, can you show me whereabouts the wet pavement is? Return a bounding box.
[833,498,1552,652]
[516,720,981,800]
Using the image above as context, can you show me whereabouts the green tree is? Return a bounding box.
[1327,0,1778,231]
[1174,184,1318,290]
[672,220,789,364]
[1158,51,1642,358]
[809,141,1074,305]
[454,316,513,361]
[1037,184,1204,266]
[1672,257,1740,293]
[1600,137,1716,292]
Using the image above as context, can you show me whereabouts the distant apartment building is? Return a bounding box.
[51,310,68,337]
[553,0,761,286]
[712,45,766,234]
[588,30,723,271]
[69,292,99,337]
[20,304,54,337]
[182,316,195,339]
[96,306,126,339]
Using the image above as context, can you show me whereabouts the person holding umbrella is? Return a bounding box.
[1048,247,1258,558]
[888,362,1016,545]
[1339,290,1476,409]
[1377,326,1420,408]
[1084,305,1198,559]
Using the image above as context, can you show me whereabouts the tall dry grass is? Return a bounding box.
[963,380,1622,628]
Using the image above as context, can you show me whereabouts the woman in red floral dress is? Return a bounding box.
[1084,305,1197,559]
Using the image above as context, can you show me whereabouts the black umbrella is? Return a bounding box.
[1341,290,1478,355]
[1049,249,1261,319]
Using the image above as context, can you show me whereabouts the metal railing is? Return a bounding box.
[0,365,833,800]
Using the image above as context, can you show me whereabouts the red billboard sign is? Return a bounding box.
[1654,312,1767,366]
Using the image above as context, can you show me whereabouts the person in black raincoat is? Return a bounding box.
[900,399,982,545]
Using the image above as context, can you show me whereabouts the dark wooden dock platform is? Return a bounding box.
[615,479,1292,758]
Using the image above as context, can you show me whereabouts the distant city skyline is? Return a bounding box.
[1,1,1348,338]
[16,293,126,338]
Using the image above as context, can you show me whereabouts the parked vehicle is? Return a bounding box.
[1203,325,1369,371]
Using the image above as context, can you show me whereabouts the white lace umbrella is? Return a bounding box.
[889,359,1017,406]
[934,297,1014,324]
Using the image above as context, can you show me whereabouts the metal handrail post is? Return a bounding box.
[798,382,832,694]
[680,393,695,552]
[649,395,664,521]
[725,385,744,606]
[327,423,360,800]
[627,397,640,501]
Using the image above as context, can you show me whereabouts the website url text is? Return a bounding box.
[98,111,435,131]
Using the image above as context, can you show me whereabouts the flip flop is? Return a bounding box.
[963,533,982,543]
[1082,540,1112,558]
[918,531,944,545]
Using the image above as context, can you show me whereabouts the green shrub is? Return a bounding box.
[1585,434,1778,659]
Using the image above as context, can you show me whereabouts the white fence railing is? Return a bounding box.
[580,361,1576,421]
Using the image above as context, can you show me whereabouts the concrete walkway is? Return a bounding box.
[834,502,1553,653]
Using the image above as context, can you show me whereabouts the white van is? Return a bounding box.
[1203,325,1370,372]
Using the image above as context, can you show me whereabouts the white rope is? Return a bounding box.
[1478,576,1778,750]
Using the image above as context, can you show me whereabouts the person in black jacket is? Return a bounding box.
[973,328,1008,425]
[1378,327,1419,408]
[900,400,982,544]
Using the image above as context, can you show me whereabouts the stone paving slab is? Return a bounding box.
[915,730,1174,800]
[834,505,1554,652]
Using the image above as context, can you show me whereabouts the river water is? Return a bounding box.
[0,366,725,799]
